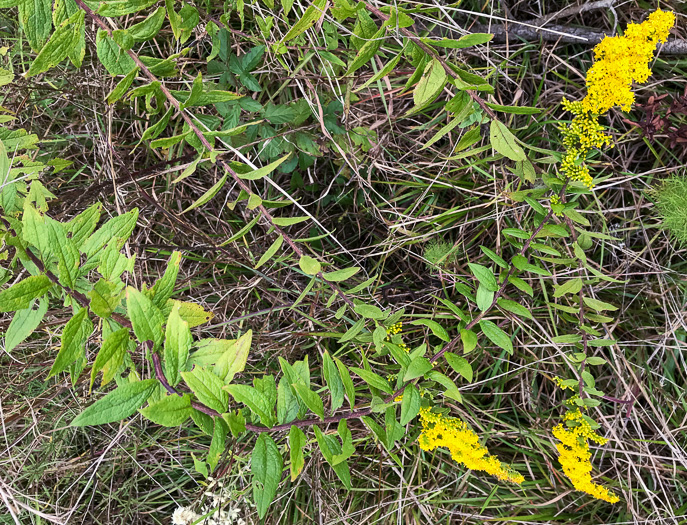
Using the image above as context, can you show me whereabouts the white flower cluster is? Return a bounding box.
[171,477,248,525]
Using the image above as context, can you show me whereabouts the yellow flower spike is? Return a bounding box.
[559,9,675,189]
[552,409,619,503]
[418,408,524,484]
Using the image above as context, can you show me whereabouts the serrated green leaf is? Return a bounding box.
[292,382,324,420]
[96,29,135,76]
[128,6,165,41]
[224,384,275,426]
[27,10,84,76]
[214,330,251,384]
[413,58,446,109]
[281,0,327,42]
[164,305,191,387]
[90,327,129,390]
[0,275,53,313]
[71,378,158,426]
[126,286,164,348]
[139,393,192,426]
[181,367,228,414]
[252,434,283,518]
[288,425,306,481]
[19,0,52,52]
[81,208,138,259]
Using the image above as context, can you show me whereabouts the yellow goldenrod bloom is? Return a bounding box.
[552,409,619,503]
[419,408,524,484]
[559,9,675,189]
[583,9,675,115]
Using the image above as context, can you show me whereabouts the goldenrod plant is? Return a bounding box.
[0,0,681,522]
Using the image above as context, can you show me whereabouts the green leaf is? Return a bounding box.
[126,287,164,348]
[18,0,52,52]
[208,419,228,472]
[334,357,355,408]
[106,66,139,104]
[236,153,291,180]
[292,382,324,420]
[224,384,275,426]
[512,255,551,276]
[313,426,351,489]
[150,251,181,308]
[508,275,533,297]
[96,29,135,76]
[484,102,541,114]
[281,0,327,42]
[139,393,192,426]
[81,208,138,259]
[27,10,84,76]
[322,351,344,411]
[345,26,385,76]
[468,263,498,292]
[321,267,360,282]
[128,6,165,41]
[479,320,513,355]
[4,298,48,353]
[214,330,252,383]
[480,246,508,269]
[413,58,447,109]
[181,367,228,414]
[460,328,478,354]
[410,319,449,342]
[97,0,157,16]
[164,305,192,387]
[182,174,227,214]
[489,120,526,161]
[71,378,158,426]
[90,327,129,390]
[0,275,53,313]
[497,298,533,320]
[288,425,306,481]
[295,254,320,276]
[400,384,420,425]
[587,339,616,347]
[255,235,284,269]
[46,218,80,288]
[252,434,283,519]
[424,33,493,48]
[583,297,618,312]
[354,303,385,320]
[403,356,433,381]
[445,352,473,382]
[553,278,583,298]
[277,376,299,424]
[351,367,392,394]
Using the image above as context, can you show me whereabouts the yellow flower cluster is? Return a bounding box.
[559,9,675,189]
[419,408,524,484]
[559,99,613,189]
[583,9,675,114]
[552,409,619,503]
[386,321,409,352]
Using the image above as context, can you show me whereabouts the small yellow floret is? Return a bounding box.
[552,409,619,503]
[419,408,524,484]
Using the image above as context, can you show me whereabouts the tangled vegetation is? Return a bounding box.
[0,0,686,523]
